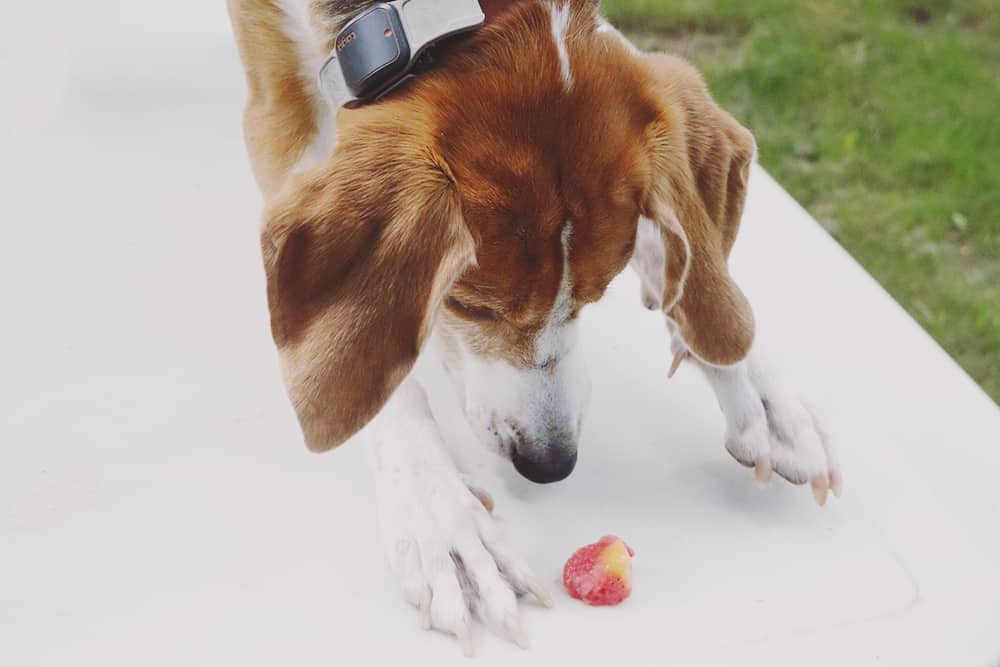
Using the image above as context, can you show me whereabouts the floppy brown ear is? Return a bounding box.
[262,123,474,452]
[641,53,756,366]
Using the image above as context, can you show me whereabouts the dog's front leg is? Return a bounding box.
[690,346,843,505]
[631,218,842,504]
[362,376,552,655]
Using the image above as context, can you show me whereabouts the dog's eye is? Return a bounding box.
[445,296,499,323]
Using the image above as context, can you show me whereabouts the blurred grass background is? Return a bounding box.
[603,0,1000,402]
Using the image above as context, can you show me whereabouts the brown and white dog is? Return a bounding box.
[228,0,841,653]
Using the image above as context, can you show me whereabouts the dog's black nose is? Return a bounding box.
[511,443,577,484]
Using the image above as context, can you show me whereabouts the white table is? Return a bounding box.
[3,3,999,665]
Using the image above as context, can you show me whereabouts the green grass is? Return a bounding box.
[604,0,1000,403]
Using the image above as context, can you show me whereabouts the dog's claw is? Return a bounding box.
[753,458,773,487]
[830,470,844,498]
[505,612,530,649]
[668,350,687,379]
[419,586,432,631]
[811,474,830,507]
[527,579,554,609]
[455,622,474,657]
[468,485,494,513]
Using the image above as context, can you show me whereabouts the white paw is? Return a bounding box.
[724,391,842,505]
[374,452,551,655]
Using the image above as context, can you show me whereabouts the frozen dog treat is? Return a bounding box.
[563,535,634,606]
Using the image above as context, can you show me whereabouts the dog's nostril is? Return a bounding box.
[511,443,577,484]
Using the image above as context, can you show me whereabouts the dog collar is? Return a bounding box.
[318,0,486,108]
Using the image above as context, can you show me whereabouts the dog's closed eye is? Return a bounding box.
[445,296,500,323]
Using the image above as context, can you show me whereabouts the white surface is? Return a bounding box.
[3,3,1000,666]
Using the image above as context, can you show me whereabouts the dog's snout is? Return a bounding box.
[511,436,577,484]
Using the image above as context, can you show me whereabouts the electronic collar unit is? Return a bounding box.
[318,0,485,108]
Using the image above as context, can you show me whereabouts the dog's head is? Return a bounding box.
[262,0,755,483]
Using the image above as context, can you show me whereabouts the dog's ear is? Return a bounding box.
[262,122,474,452]
[640,53,756,366]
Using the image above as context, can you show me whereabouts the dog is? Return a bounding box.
[228,0,842,653]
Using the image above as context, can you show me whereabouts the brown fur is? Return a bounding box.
[262,110,475,451]
[229,0,757,452]
[427,2,655,364]
[227,0,323,197]
[641,53,756,365]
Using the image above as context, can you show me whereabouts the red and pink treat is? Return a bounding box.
[563,535,634,606]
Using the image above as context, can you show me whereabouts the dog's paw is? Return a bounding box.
[376,462,551,655]
[701,355,843,506]
[724,390,842,505]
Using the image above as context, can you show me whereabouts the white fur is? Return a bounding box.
[535,223,576,360]
[292,109,337,173]
[356,223,589,653]
[275,0,337,173]
[630,216,666,310]
[443,224,591,459]
[596,17,639,55]
[450,326,590,457]
[630,209,691,314]
[362,376,548,653]
[549,3,573,90]
[274,0,327,88]
[659,213,692,312]
[698,350,840,487]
